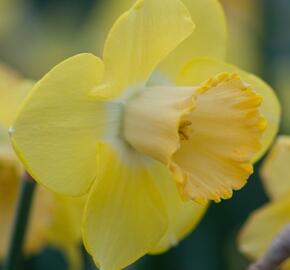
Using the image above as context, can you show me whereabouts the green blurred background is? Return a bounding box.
[0,0,289,269]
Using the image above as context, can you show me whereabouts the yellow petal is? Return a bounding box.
[97,0,194,97]
[178,57,281,162]
[148,163,208,254]
[159,0,227,76]
[239,195,290,261]
[83,143,167,270]
[88,0,226,78]
[260,136,290,200]
[11,54,106,196]
[0,64,33,128]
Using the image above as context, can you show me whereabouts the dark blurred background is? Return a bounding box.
[1,0,290,269]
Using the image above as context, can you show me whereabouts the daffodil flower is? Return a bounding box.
[10,0,280,269]
[0,64,83,270]
[239,136,290,269]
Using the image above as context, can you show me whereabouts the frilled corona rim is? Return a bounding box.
[168,72,266,204]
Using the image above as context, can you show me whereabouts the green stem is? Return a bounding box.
[3,172,36,270]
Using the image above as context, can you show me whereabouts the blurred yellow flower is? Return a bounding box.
[0,64,83,270]
[239,136,290,269]
[10,0,280,269]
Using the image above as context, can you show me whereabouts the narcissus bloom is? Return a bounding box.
[10,0,280,269]
[0,65,83,270]
[239,136,290,269]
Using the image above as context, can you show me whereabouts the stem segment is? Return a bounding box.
[3,172,36,270]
